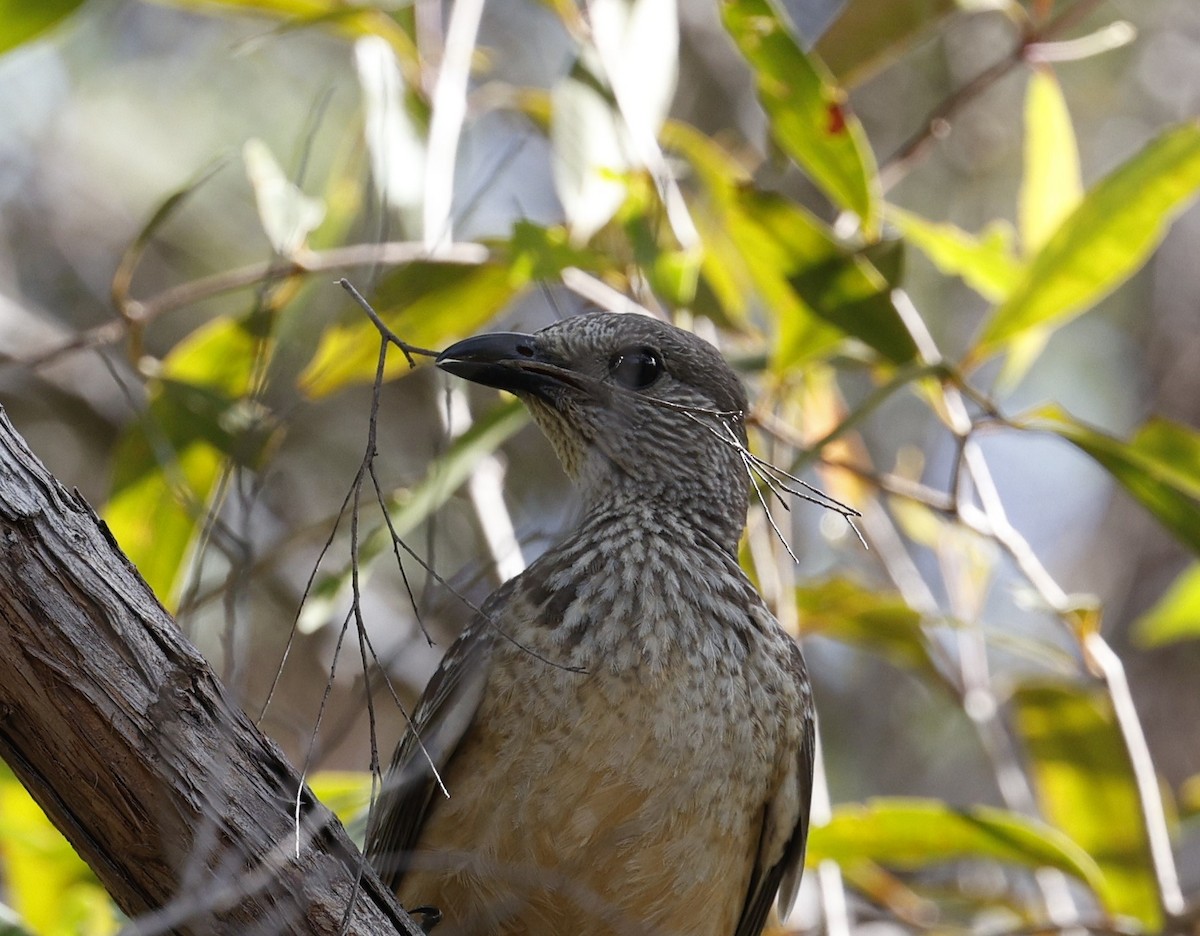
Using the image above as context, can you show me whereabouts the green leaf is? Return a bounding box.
[105,318,279,607]
[0,0,86,55]
[308,771,372,828]
[1020,69,1083,256]
[887,207,1023,304]
[976,121,1200,358]
[299,400,527,632]
[300,261,516,397]
[808,797,1104,892]
[663,123,914,366]
[1022,406,1200,554]
[301,222,606,397]
[0,766,118,936]
[1013,682,1163,927]
[736,188,917,366]
[721,0,880,235]
[795,578,946,685]
[1134,562,1200,647]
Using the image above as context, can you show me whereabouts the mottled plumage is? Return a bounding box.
[367,313,815,936]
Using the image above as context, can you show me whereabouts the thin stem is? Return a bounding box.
[880,0,1108,190]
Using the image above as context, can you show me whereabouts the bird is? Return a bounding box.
[366,311,815,936]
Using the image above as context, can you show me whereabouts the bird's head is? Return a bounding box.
[437,312,751,554]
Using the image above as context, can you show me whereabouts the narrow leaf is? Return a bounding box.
[795,578,946,685]
[1023,406,1200,554]
[808,797,1104,892]
[721,0,880,234]
[887,207,1022,303]
[300,261,516,397]
[1134,562,1200,647]
[1013,682,1164,927]
[976,121,1200,357]
[0,0,86,55]
[244,138,326,257]
[1020,69,1083,255]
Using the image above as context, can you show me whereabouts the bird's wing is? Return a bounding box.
[365,616,495,889]
[734,639,816,936]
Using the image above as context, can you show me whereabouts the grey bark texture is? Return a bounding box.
[0,407,420,935]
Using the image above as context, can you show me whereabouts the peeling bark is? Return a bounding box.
[0,408,420,935]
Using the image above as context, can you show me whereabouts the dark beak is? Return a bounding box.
[436,332,567,397]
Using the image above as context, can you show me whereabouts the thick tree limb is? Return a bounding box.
[0,408,421,935]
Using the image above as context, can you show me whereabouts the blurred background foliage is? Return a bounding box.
[0,0,1198,933]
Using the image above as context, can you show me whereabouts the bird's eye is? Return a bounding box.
[608,346,663,390]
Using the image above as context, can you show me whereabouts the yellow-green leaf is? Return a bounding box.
[721,0,880,235]
[887,207,1023,303]
[0,767,118,936]
[976,121,1200,358]
[1013,682,1163,927]
[0,0,86,55]
[664,123,913,366]
[1020,69,1083,255]
[1022,406,1200,554]
[796,578,946,685]
[808,797,1104,893]
[1134,562,1200,647]
[300,261,517,397]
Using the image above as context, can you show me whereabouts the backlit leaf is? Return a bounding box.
[1020,69,1083,255]
[0,0,86,55]
[1022,406,1200,554]
[721,0,879,234]
[887,207,1022,303]
[808,797,1104,893]
[975,122,1200,358]
[1134,562,1200,647]
[796,578,946,685]
[1013,682,1163,927]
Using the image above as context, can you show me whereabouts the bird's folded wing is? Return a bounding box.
[735,643,816,936]
[366,619,495,889]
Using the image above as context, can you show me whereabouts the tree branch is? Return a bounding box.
[0,408,420,935]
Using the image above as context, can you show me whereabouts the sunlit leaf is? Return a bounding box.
[1020,69,1083,255]
[301,222,608,397]
[887,207,1022,303]
[1134,562,1200,647]
[0,0,86,55]
[308,771,372,827]
[105,318,279,606]
[300,261,515,397]
[0,767,118,936]
[721,0,880,234]
[590,0,677,146]
[299,400,527,632]
[1022,406,1200,554]
[664,123,914,366]
[975,121,1200,358]
[244,138,326,257]
[551,52,629,244]
[1013,682,1163,927]
[796,578,946,685]
[808,798,1104,892]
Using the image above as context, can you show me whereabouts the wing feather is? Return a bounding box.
[365,619,494,889]
[734,640,816,936]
